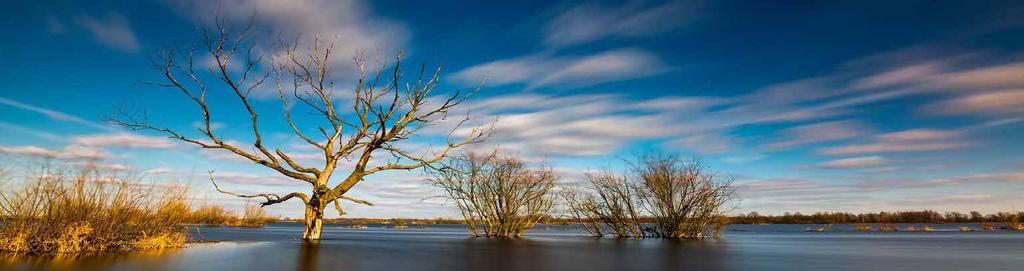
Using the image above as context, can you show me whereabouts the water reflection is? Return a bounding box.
[298,241,319,271]
[2,224,1023,271]
[0,248,179,271]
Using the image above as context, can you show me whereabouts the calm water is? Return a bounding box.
[3,223,1022,271]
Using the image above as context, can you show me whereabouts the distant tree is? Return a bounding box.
[114,21,490,241]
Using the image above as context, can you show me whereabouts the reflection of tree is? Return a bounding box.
[298,242,320,271]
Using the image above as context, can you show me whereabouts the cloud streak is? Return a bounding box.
[452,49,669,88]
[75,12,139,53]
[543,1,699,48]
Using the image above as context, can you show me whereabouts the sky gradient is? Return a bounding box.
[2,0,1023,218]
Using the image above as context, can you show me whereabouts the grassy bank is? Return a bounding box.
[0,166,190,254]
[0,164,274,255]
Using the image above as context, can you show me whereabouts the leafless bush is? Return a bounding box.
[428,151,557,238]
[562,171,645,238]
[562,153,733,239]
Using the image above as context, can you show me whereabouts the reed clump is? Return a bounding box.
[189,204,234,227]
[854,224,871,232]
[879,224,898,232]
[0,165,190,254]
[224,204,268,228]
[1006,215,1023,231]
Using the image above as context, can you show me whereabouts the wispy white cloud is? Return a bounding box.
[818,128,973,155]
[543,1,700,48]
[75,11,139,53]
[813,156,888,169]
[166,0,408,75]
[923,89,1024,115]
[71,133,175,149]
[451,48,669,88]
[73,161,132,171]
[894,194,994,205]
[210,171,305,187]
[143,167,175,175]
[876,128,960,142]
[0,97,114,131]
[0,145,108,160]
[762,120,872,151]
[0,121,63,142]
[669,133,733,154]
[531,49,670,88]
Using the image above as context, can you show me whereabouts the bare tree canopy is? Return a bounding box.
[562,153,733,239]
[427,150,557,238]
[112,20,490,240]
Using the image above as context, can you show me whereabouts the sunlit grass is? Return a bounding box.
[223,204,268,228]
[0,164,191,254]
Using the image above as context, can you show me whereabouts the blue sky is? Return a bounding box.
[1,0,1023,218]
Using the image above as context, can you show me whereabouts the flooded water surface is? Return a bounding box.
[3,223,1023,271]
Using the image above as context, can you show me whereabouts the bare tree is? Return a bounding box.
[427,151,557,238]
[113,21,489,241]
[562,153,733,239]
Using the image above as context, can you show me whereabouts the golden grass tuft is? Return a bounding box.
[189,204,234,227]
[854,224,871,232]
[1007,215,1023,231]
[223,204,268,228]
[0,164,190,254]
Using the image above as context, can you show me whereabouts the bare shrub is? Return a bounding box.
[561,171,645,238]
[428,151,557,238]
[562,153,733,239]
[0,163,190,254]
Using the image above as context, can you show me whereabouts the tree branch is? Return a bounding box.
[210,171,310,206]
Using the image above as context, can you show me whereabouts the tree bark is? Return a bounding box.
[303,203,324,241]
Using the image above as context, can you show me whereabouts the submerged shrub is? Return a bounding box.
[0,163,190,254]
[562,152,734,239]
[427,151,558,238]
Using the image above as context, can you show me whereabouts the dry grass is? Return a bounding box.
[0,164,190,254]
[855,224,871,232]
[879,224,898,232]
[189,204,234,227]
[1007,215,1023,231]
[224,204,268,228]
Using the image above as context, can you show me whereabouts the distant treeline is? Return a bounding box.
[276,211,1024,226]
[729,210,1024,224]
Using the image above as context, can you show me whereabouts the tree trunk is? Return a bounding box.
[303,203,324,241]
